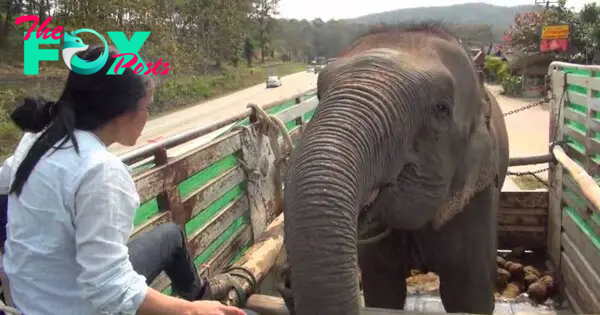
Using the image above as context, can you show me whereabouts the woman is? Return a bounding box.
[0,46,246,315]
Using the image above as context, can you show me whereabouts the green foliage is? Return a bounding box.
[484,56,509,82]
[501,75,523,96]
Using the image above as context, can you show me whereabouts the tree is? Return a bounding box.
[244,37,255,66]
[578,3,600,61]
[504,11,546,53]
[250,0,279,63]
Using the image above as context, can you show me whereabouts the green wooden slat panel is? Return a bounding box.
[192,216,250,266]
[303,109,316,122]
[133,156,239,226]
[179,155,238,198]
[559,66,600,260]
[564,206,600,250]
[134,199,159,227]
[229,239,253,265]
[185,184,246,236]
[141,91,319,297]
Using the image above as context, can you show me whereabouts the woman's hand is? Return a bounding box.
[187,301,247,315]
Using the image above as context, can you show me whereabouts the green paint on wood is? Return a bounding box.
[193,215,250,266]
[229,239,253,265]
[179,155,239,198]
[559,66,600,259]
[185,184,246,236]
[565,207,600,250]
[134,199,159,226]
[136,91,318,297]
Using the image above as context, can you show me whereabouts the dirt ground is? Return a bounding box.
[486,84,551,190]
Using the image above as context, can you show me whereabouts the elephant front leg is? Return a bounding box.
[358,230,408,310]
[415,185,498,314]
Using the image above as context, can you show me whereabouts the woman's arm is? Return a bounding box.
[73,158,194,314]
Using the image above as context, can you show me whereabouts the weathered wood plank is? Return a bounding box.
[565,72,600,91]
[563,144,588,167]
[564,286,584,314]
[134,131,242,204]
[562,210,600,278]
[565,90,590,109]
[498,225,544,233]
[276,97,319,123]
[199,225,253,278]
[499,191,548,208]
[498,230,545,250]
[498,214,547,226]
[498,208,547,216]
[548,67,565,267]
[588,116,600,134]
[560,251,600,313]
[129,211,171,242]
[240,123,282,240]
[150,271,170,292]
[188,195,249,256]
[561,233,600,304]
[562,127,588,152]
[182,166,246,219]
[220,214,285,307]
[584,70,596,171]
[561,180,600,238]
[563,108,586,126]
[554,145,600,217]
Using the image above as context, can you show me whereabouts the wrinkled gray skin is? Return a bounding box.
[282,25,509,315]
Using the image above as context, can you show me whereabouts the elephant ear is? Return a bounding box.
[431,93,498,230]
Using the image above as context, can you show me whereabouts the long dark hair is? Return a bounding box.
[9,45,151,195]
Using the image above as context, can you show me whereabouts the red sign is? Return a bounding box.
[540,38,569,53]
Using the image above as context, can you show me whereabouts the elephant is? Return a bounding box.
[279,22,509,315]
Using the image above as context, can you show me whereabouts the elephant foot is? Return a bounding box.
[275,259,365,314]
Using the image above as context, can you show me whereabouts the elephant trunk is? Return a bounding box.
[284,92,403,315]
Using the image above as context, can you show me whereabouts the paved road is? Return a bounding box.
[487,84,550,190]
[110,71,317,156]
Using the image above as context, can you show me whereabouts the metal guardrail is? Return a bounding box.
[120,89,317,166]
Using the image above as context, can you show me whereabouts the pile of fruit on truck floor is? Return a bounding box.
[380,247,557,304]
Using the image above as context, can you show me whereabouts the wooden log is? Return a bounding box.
[508,154,554,166]
[220,213,285,307]
[246,294,289,315]
[552,146,600,214]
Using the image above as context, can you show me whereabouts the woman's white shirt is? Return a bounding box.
[0,130,148,315]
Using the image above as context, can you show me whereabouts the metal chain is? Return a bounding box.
[502,98,551,117]
[501,97,553,187]
[507,167,550,187]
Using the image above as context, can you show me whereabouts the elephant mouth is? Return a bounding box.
[357,188,391,244]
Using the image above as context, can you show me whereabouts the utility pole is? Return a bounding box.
[534,0,559,11]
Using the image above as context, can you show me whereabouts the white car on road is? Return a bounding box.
[266,76,282,88]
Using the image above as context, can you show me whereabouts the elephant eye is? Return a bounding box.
[435,102,449,113]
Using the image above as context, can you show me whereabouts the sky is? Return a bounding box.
[278,0,592,21]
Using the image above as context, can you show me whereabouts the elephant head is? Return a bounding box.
[283,23,506,315]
